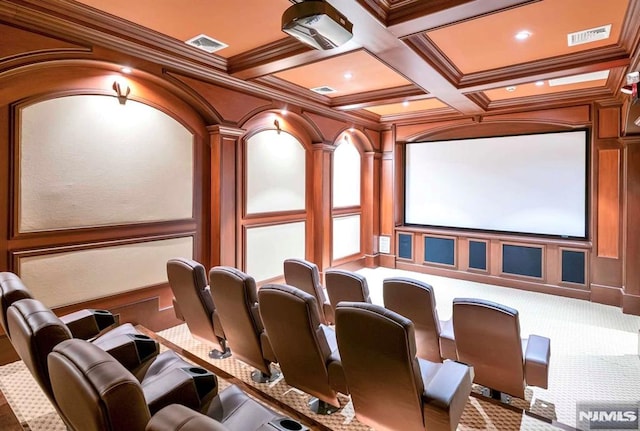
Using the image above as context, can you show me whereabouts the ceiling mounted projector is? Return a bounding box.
[282,1,353,50]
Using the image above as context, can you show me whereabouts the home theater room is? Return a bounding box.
[0,0,639,430]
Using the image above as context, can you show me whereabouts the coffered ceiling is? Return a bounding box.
[35,0,640,122]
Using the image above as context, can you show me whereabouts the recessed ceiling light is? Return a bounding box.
[535,80,545,86]
[344,72,353,79]
[506,86,517,92]
[281,108,288,116]
[515,31,532,40]
[121,67,132,74]
[402,101,410,107]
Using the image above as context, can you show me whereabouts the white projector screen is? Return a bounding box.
[405,130,588,238]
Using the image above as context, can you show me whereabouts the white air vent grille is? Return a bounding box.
[311,86,337,94]
[185,34,228,53]
[567,24,611,47]
[548,70,610,87]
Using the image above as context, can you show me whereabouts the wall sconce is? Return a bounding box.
[112,80,131,105]
[274,119,281,135]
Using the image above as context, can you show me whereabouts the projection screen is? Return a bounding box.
[404,130,588,238]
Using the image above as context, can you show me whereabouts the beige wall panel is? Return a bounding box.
[332,140,361,208]
[246,130,305,214]
[332,214,361,259]
[19,95,194,232]
[246,221,305,282]
[19,236,193,307]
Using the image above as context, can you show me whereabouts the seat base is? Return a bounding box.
[251,367,281,383]
[209,347,231,359]
[308,398,339,415]
[482,387,512,404]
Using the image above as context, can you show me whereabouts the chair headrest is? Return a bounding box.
[209,266,258,303]
[48,338,150,431]
[0,272,33,336]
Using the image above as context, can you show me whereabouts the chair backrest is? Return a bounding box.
[7,298,72,403]
[324,269,371,313]
[283,258,329,324]
[166,258,225,350]
[383,277,443,362]
[335,302,425,431]
[258,284,339,407]
[48,338,151,431]
[452,297,525,397]
[0,272,33,338]
[208,266,271,375]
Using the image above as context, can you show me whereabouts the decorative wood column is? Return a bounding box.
[362,151,376,267]
[208,125,244,269]
[622,136,640,315]
[311,142,333,273]
[378,128,396,267]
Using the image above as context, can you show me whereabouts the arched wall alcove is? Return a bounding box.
[0,59,212,315]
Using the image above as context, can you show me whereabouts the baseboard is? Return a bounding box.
[622,292,640,316]
[590,283,623,307]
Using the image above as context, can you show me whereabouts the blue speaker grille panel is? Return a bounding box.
[502,244,542,278]
[562,250,585,284]
[398,234,412,259]
[469,240,487,270]
[424,236,455,266]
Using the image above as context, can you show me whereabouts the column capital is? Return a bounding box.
[207,124,245,137]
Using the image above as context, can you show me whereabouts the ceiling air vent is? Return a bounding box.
[185,34,228,53]
[311,86,337,95]
[567,24,611,47]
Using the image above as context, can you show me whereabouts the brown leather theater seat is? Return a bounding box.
[283,258,334,325]
[0,271,159,378]
[383,277,457,362]
[49,338,307,431]
[324,269,371,315]
[7,298,217,420]
[208,266,279,383]
[166,258,230,359]
[335,301,473,431]
[258,283,347,414]
[452,297,551,399]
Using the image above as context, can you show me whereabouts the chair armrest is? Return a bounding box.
[60,309,116,340]
[142,366,218,415]
[92,333,159,374]
[322,301,335,325]
[524,334,550,389]
[146,404,229,431]
[423,360,473,431]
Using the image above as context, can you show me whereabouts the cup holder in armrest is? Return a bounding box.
[268,418,308,431]
[182,367,217,400]
[126,333,158,361]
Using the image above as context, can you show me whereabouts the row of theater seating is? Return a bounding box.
[168,257,552,430]
[0,272,309,431]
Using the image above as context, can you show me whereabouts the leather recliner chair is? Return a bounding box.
[452,297,551,399]
[166,258,230,359]
[335,301,473,431]
[208,266,279,383]
[283,258,334,325]
[48,338,305,431]
[383,277,457,362]
[7,298,218,421]
[324,269,371,315]
[258,284,347,414]
[0,271,159,378]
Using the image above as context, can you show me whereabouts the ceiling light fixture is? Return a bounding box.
[120,67,132,74]
[535,81,545,86]
[506,86,517,92]
[282,1,353,50]
[515,30,532,40]
[344,72,353,79]
[402,101,410,107]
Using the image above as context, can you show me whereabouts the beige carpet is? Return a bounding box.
[1,267,638,430]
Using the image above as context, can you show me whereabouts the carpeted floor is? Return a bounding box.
[1,267,638,430]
